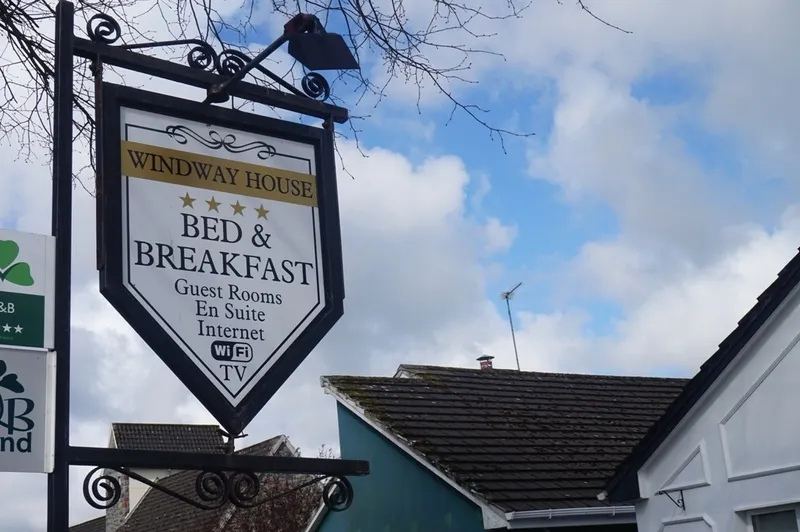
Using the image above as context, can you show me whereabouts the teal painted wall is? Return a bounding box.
[319,403,485,532]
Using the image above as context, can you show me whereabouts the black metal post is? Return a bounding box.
[48,1,75,531]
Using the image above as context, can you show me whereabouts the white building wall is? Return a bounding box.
[635,284,800,532]
[128,468,172,510]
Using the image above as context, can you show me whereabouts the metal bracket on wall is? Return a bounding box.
[655,488,686,511]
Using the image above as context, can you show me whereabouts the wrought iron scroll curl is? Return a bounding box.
[322,475,353,512]
[82,466,355,512]
[83,467,122,510]
[86,13,121,44]
[301,72,331,101]
[85,12,332,102]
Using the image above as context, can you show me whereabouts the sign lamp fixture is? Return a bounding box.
[206,13,360,104]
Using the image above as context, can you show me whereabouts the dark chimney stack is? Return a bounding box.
[477,355,494,370]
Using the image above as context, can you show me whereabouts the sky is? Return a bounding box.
[1,0,800,529]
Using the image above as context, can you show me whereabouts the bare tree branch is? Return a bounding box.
[576,0,631,34]
[222,445,337,532]
[0,0,628,190]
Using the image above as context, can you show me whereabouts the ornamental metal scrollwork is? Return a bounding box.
[217,50,250,78]
[83,467,122,510]
[185,42,221,72]
[86,13,121,44]
[164,125,277,159]
[195,470,229,504]
[82,467,356,512]
[301,72,331,102]
[323,475,354,512]
[229,472,261,507]
[84,12,334,102]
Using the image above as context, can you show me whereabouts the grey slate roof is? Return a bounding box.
[605,246,800,502]
[118,435,289,532]
[112,423,225,454]
[71,426,293,532]
[117,468,225,532]
[69,516,105,532]
[324,364,688,512]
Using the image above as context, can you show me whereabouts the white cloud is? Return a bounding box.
[0,114,516,529]
[2,0,800,529]
[483,217,518,254]
[522,207,800,376]
[505,0,800,377]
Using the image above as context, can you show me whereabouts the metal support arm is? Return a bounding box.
[75,446,367,513]
[73,13,348,122]
[69,446,369,476]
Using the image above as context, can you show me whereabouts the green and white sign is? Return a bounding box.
[0,347,56,473]
[0,229,55,350]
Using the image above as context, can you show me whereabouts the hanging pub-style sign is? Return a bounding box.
[96,83,345,435]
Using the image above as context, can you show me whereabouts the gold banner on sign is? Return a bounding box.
[120,140,317,207]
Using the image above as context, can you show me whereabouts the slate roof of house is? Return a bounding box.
[604,246,800,503]
[112,423,226,454]
[323,365,688,512]
[118,435,289,532]
[69,516,105,532]
[117,468,226,532]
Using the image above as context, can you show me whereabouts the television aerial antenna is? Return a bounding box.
[500,282,523,371]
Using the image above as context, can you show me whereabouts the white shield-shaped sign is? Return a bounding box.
[97,83,344,434]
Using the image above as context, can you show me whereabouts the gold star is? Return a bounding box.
[255,205,269,220]
[180,192,196,208]
[231,200,246,216]
[206,196,221,212]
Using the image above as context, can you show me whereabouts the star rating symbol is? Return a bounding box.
[180,192,196,208]
[197,195,275,220]
[2,324,9,333]
[206,196,221,212]
[2,324,23,334]
[13,325,22,334]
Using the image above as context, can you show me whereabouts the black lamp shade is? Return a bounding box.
[288,33,360,71]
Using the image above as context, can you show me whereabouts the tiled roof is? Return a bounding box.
[605,246,800,502]
[118,468,224,532]
[112,423,225,454]
[324,365,688,512]
[236,435,290,457]
[69,516,105,532]
[119,436,293,532]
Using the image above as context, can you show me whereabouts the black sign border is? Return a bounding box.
[96,82,345,435]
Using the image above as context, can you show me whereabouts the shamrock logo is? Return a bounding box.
[0,360,24,393]
[0,240,34,286]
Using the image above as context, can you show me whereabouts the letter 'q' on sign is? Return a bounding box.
[96,84,345,435]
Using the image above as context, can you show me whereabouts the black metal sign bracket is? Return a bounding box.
[47,2,367,531]
[73,13,350,123]
[72,444,366,512]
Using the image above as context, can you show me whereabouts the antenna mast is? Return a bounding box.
[500,282,523,371]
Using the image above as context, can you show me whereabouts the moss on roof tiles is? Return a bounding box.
[325,365,687,512]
